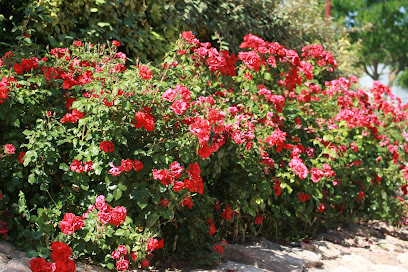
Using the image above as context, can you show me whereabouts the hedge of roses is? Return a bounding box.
[1,32,408,270]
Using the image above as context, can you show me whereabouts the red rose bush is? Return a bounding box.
[1,32,408,269]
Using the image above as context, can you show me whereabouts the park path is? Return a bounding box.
[1,221,408,271]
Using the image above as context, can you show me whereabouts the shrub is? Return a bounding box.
[1,32,408,269]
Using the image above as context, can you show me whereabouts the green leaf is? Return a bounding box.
[118,183,127,191]
[80,183,89,191]
[97,22,111,27]
[114,229,125,236]
[113,188,122,200]
[28,173,36,184]
[162,208,174,220]
[18,191,27,214]
[130,188,150,209]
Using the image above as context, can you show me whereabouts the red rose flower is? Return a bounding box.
[181,31,195,42]
[158,199,169,207]
[254,216,263,225]
[180,196,193,209]
[30,257,47,272]
[0,221,8,235]
[153,169,173,186]
[169,161,183,179]
[222,204,233,220]
[146,238,164,252]
[208,218,216,235]
[51,241,72,263]
[198,144,212,158]
[299,193,310,202]
[59,212,84,235]
[110,206,127,227]
[116,259,129,271]
[100,141,115,153]
[162,88,177,102]
[173,181,184,192]
[112,40,121,47]
[116,245,127,256]
[131,251,138,262]
[318,203,325,213]
[141,259,149,268]
[70,159,83,173]
[120,159,133,172]
[73,41,83,47]
[139,65,152,80]
[132,111,155,131]
[213,244,224,254]
[133,160,144,172]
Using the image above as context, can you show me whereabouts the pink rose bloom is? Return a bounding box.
[84,161,93,172]
[70,159,83,173]
[97,211,112,224]
[4,144,15,154]
[162,88,177,102]
[171,99,188,115]
[108,162,122,176]
[95,195,107,211]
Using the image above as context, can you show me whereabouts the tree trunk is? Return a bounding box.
[325,0,331,21]
[364,61,379,81]
[388,67,401,88]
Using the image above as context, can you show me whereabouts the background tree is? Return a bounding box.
[332,0,408,88]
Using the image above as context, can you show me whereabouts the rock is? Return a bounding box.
[222,242,322,272]
[2,259,31,272]
[15,256,30,267]
[369,221,397,236]
[255,238,284,251]
[217,261,270,272]
[308,240,342,259]
[0,254,10,271]
[0,240,17,255]
[332,255,406,272]
[397,253,408,266]
[11,249,26,259]
[346,224,384,239]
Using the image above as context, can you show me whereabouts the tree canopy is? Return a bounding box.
[332,0,408,87]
